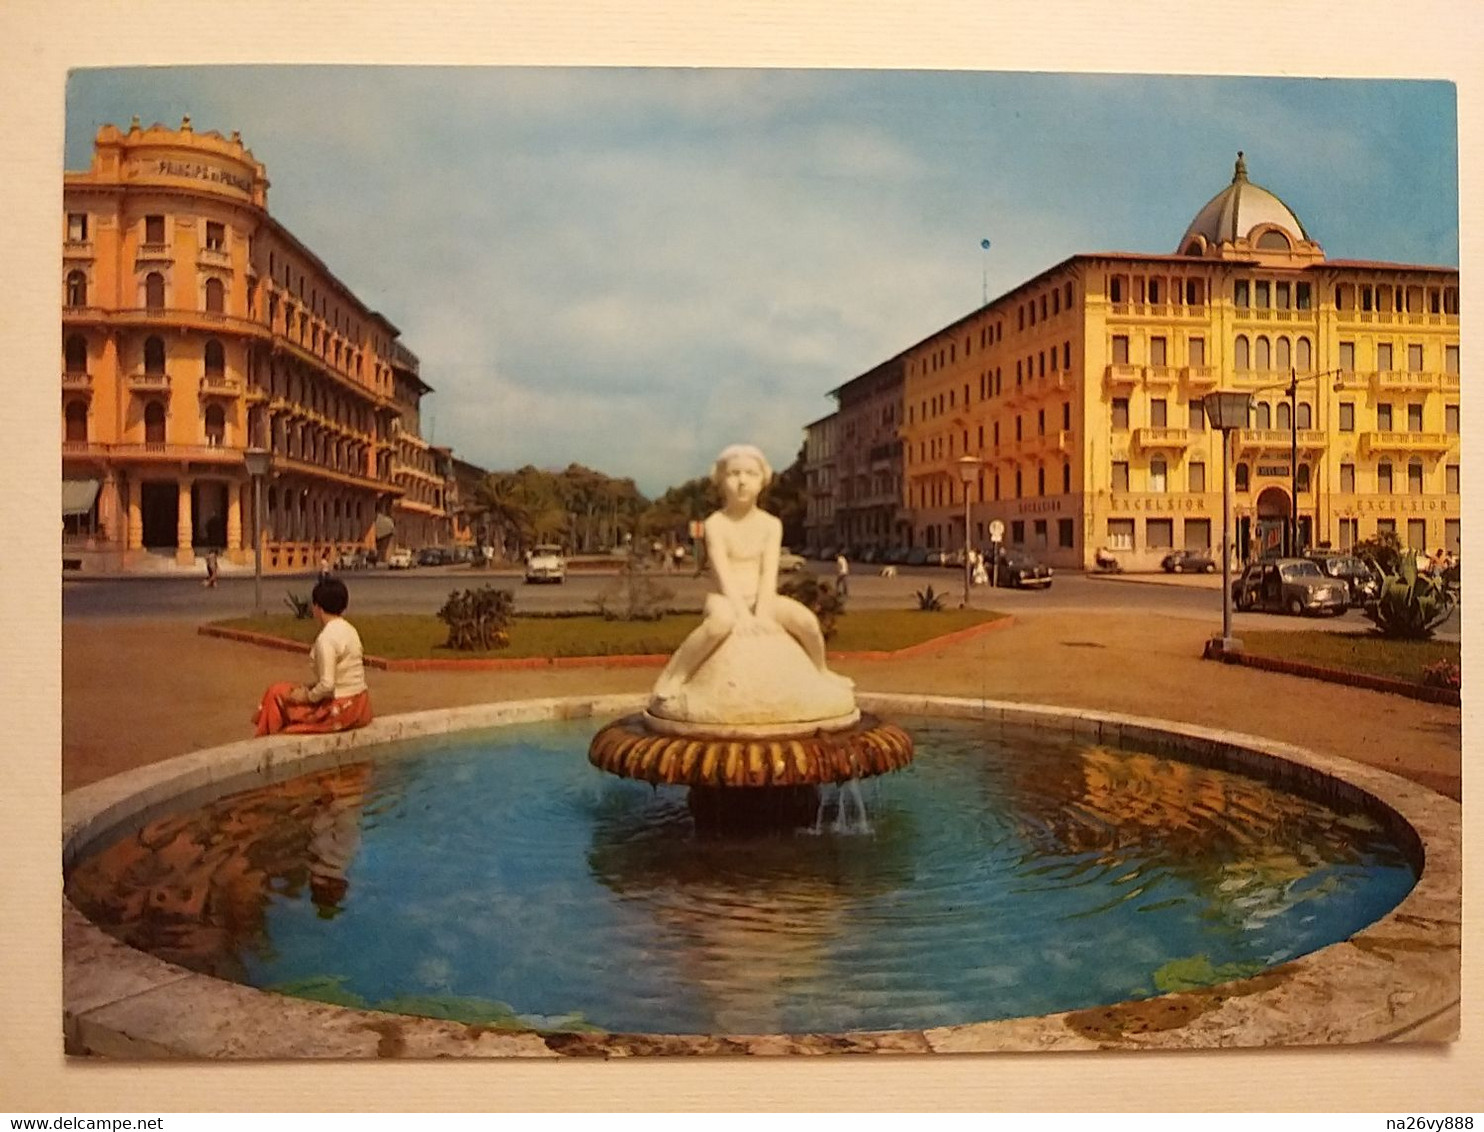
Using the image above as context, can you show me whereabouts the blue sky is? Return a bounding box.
[65,68,1458,496]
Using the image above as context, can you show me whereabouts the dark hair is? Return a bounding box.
[311,577,349,615]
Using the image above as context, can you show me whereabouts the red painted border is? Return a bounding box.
[1212,649,1461,707]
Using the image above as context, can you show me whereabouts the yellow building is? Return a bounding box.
[886,153,1460,570]
[62,117,452,572]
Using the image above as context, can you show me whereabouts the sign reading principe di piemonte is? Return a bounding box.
[129,157,254,196]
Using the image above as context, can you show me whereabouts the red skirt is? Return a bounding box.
[253,682,374,737]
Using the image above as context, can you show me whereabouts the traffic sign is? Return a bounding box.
[988,519,1005,542]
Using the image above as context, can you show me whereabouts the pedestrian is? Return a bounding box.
[201,548,219,589]
[835,551,850,598]
[972,550,989,587]
[673,545,686,572]
[318,550,332,581]
[252,577,373,737]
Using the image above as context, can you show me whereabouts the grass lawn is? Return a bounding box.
[214,608,1007,661]
[1238,630,1460,686]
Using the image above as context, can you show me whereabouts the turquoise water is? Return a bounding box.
[67,716,1416,1035]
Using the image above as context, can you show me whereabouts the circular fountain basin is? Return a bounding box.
[62,694,1461,1058]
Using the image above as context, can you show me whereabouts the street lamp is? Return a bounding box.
[243,447,273,617]
[1261,367,1346,555]
[1203,391,1251,657]
[956,455,980,607]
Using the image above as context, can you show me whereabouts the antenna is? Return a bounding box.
[980,238,992,305]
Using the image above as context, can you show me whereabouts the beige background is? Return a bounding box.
[2,0,1478,1112]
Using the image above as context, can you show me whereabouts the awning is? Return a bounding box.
[374,514,395,538]
[62,479,100,517]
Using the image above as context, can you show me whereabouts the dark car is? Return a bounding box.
[905,547,930,566]
[1231,558,1346,616]
[1306,553,1381,609]
[883,546,910,565]
[416,546,455,566]
[1161,548,1217,574]
[991,548,1053,589]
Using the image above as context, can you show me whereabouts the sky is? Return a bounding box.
[64,68,1459,497]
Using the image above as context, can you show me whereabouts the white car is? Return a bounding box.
[525,544,567,584]
[778,548,808,573]
[385,548,414,570]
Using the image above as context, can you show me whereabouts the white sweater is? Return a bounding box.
[305,616,368,703]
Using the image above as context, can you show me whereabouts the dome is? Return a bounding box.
[1178,152,1311,255]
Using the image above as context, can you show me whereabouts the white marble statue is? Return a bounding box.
[648,444,855,730]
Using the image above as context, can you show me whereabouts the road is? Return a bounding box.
[60,562,1459,639]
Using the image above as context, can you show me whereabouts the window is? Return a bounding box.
[1037,409,1046,436]
[1378,462,1393,493]
[1037,467,1046,496]
[1445,345,1459,374]
[1408,461,1424,495]
[1296,282,1312,310]
[1107,518,1134,550]
[1296,337,1311,370]
[1188,462,1206,493]
[1276,402,1290,431]
[1011,519,1025,545]
[1339,402,1355,431]
[1446,464,1459,494]
[143,336,165,374]
[1408,403,1423,432]
[1234,335,1250,370]
[1296,402,1312,429]
[1235,463,1250,492]
[1446,404,1459,434]
[1339,341,1355,371]
[1445,519,1460,554]
[205,221,225,252]
[1376,518,1396,538]
[1275,282,1291,310]
[1340,464,1355,493]
[1275,336,1290,372]
[1058,518,1074,548]
[1061,461,1071,493]
[67,213,88,242]
[1234,280,1249,307]
[1296,464,1311,493]
[1377,403,1393,431]
[1062,402,1071,429]
[1184,518,1211,550]
[1015,470,1022,499]
[65,270,87,307]
[1408,344,1424,372]
[1148,279,1162,304]
[1255,281,1271,308]
[1376,342,1393,371]
[1150,399,1167,427]
[1338,518,1358,548]
[1109,277,1124,303]
[204,339,225,377]
[1146,518,1174,548]
[1150,337,1167,366]
[1407,519,1427,552]
[1189,399,1205,430]
[145,272,165,309]
[65,400,88,442]
[64,335,88,373]
[144,401,166,443]
[1149,458,1167,493]
[1112,335,1129,364]
[1111,399,1129,430]
[204,403,226,447]
[144,215,165,244]
[204,277,225,313]
[1188,337,1205,366]
[1111,461,1129,492]
[1255,336,1271,370]
[1255,402,1271,429]
[1015,417,1023,441]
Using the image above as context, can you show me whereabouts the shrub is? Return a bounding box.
[914,584,945,612]
[1360,555,1457,640]
[284,591,314,619]
[1421,659,1461,690]
[592,556,674,621]
[1352,529,1405,577]
[778,572,843,640]
[436,586,515,650]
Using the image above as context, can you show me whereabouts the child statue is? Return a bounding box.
[649,444,853,725]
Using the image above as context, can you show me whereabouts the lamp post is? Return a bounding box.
[1203,391,1251,656]
[243,447,272,617]
[1277,368,1347,555]
[956,455,980,607]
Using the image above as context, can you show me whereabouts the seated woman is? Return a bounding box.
[253,577,374,737]
[651,443,850,710]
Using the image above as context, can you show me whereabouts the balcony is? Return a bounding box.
[135,242,171,263]
[197,245,231,268]
[1132,426,1192,450]
[1372,370,1439,393]
[1143,365,1178,388]
[1236,428,1327,454]
[1104,363,1140,389]
[61,370,93,390]
[1180,364,1217,389]
[199,372,243,397]
[1360,430,1455,455]
[127,371,172,394]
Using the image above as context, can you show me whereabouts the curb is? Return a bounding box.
[197,614,1017,671]
[1211,649,1461,706]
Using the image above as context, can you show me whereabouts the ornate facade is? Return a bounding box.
[816,155,1461,569]
[61,118,453,572]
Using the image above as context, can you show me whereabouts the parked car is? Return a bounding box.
[817,546,838,562]
[1231,558,1347,616]
[778,548,808,573]
[883,546,911,565]
[385,548,414,570]
[524,544,567,584]
[991,549,1053,589]
[905,547,930,566]
[416,546,455,567]
[1306,552,1381,609]
[336,548,370,571]
[1161,548,1217,574]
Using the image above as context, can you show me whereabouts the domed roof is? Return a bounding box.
[1178,152,1310,252]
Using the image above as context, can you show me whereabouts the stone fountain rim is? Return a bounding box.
[62,692,1460,1058]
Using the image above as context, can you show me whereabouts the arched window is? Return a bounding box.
[144,336,166,375]
[204,403,226,446]
[1276,402,1291,431]
[66,270,87,307]
[1037,467,1046,496]
[1235,463,1250,492]
[1256,402,1271,430]
[204,338,225,377]
[145,272,165,309]
[1015,469,1023,499]
[1149,457,1168,493]
[1296,464,1311,493]
[1062,461,1071,494]
[1234,335,1250,370]
[64,334,88,374]
[1296,402,1312,429]
[204,277,225,313]
[1296,336,1312,371]
[144,401,166,443]
[1276,336,1291,372]
[65,400,88,442]
[1256,336,1271,370]
[1256,229,1291,250]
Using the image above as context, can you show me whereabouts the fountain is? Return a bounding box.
[588,444,913,832]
